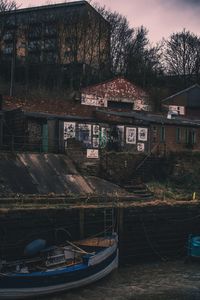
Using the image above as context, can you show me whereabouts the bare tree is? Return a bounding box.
[0,0,17,12]
[163,29,200,86]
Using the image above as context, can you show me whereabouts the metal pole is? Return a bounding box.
[10,6,16,97]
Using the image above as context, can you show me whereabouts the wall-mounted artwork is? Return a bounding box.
[126,127,136,144]
[64,122,76,140]
[117,126,124,146]
[93,124,100,136]
[138,128,148,141]
[93,137,99,148]
[137,143,145,152]
[78,124,92,146]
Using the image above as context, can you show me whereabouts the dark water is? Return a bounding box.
[35,261,200,300]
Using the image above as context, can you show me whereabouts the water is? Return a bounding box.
[35,260,200,300]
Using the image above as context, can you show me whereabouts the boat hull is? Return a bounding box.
[0,241,118,299]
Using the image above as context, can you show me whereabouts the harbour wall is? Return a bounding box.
[1,200,200,263]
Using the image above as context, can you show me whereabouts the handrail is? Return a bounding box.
[135,143,161,171]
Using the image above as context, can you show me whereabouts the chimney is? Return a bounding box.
[0,95,2,111]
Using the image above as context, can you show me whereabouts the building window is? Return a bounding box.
[185,129,196,145]
[192,130,196,144]
[160,126,165,143]
[176,127,181,143]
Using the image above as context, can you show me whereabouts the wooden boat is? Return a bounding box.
[0,233,118,299]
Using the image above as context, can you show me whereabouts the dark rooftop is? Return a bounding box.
[96,109,200,127]
[162,84,200,103]
[0,1,108,24]
[0,1,86,15]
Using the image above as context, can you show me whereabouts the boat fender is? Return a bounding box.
[24,239,46,257]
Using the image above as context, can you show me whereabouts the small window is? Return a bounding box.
[185,129,189,144]
[176,127,181,143]
[160,126,165,143]
[185,129,196,145]
[192,130,196,144]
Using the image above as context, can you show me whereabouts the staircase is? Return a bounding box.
[122,182,154,200]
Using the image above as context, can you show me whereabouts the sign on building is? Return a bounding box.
[169,105,185,115]
[87,149,99,159]
[81,93,107,107]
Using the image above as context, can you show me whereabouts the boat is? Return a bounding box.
[0,233,118,299]
[187,234,200,259]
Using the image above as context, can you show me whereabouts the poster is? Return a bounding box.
[93,124,100,136]
[126,127,136,144]
[64,122,76,140]
[93,137,99,148]
[138,128,148,141]
[87,149,99,159]
[117,125,124,146]
[78,124,91,146]
[137,143,145,152]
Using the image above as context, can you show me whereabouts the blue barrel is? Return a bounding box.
[189,236,200,257]
[24,239,46,257]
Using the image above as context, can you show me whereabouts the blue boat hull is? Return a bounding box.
[0,239,118,299]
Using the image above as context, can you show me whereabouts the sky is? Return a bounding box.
[15,0,200,44]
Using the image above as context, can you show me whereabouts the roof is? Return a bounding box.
[23,111,94,122]
[0,1,108,24]
[96,109,200,127]
[1,1,86,15]
[162,84,200,103]
[3,96,95,118]
[82,77,148,102]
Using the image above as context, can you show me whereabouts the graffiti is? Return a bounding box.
[126,127,136,144]
[99,127,108,148]
[64,122,76,140]
[138,128,148,141]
